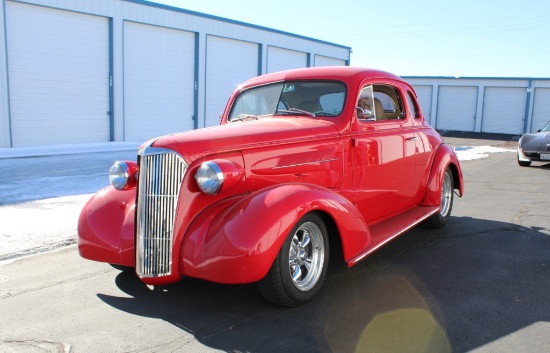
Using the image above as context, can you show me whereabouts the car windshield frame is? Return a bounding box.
[228,80,347,122]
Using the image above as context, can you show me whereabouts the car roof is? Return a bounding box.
[240,66,404,90]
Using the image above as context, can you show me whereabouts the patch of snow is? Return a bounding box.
[454,146,515,161]
[0,194,92,262]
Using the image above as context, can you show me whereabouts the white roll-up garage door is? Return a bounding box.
[204,36,258,127]
[124,22,195,142]
[482,87,526,134]
[530,88,550,132]
[314,55,345,67]
[6,1,109,147]
[412,85,433,125]
[267,47,307,73]
[436,86,478,132]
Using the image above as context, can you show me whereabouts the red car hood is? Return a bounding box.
[149,117,341,163]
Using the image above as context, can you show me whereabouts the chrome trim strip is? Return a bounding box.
[272,158,339,169]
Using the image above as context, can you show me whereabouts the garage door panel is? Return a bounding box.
[531,88,550,132]
[412,85,433,123]
[314,55,345,67]
[437,86,477,132]
[205,36,258,127]
[482,87,526,135]
[267,47,307,73]
[6,1,110,147]
[124,22,195,141]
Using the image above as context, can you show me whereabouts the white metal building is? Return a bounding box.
[0,0,351,148]
[405,76,550,135]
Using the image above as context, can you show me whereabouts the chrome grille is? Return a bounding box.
[136,147,187,277]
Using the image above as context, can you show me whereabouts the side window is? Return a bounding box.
[356,86,375,120]
[372,85,404,121]
[406,91,419,119]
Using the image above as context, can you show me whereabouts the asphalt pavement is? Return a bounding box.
[0,136,549,353]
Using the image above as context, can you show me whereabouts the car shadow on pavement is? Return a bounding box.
[97,216,550,353]
[529,162,550,169]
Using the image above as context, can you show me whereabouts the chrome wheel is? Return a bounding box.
[288,222,325,292]
[422,168,454,229]
[440,171,453,217]
[258,213,329,306]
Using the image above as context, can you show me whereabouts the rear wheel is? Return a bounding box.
[422,168,454,229]
[258,213,329,306]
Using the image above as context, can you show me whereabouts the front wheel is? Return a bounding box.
[422,168,454,229]
[258,213,329,306]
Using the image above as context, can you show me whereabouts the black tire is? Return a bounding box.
[517,153,531,167]
[258,213,329,306]
[422,168,454,229]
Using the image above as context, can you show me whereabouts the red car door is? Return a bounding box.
[350,84,418,225]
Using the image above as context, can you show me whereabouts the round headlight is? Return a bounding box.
[195,162,223,195]
[109,161,130,190]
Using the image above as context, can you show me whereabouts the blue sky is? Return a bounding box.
[152,0,550,78]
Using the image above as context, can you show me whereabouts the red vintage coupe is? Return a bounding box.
[78,66,463,306]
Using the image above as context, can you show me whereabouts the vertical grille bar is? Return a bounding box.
[136,147,187,277]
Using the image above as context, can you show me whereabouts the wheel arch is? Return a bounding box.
[312,209,346,266]
[447,160,462,195]
[422,144,464,207]
[179,183,370,284]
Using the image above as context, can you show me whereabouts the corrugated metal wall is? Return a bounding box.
[0,0,350,148]
[405,77,550,135]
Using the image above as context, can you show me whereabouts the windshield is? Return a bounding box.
[228,81,346,121]
[542,122,550,132]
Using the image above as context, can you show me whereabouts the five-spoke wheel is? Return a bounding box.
[422,168,454,229]
[258,213,329,306]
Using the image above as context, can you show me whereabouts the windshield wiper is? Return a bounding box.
[231,114,275,122]
[278,108,316,118]
[232,114,259,122]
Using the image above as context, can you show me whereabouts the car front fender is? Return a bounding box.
[517,136,531,161]
[77,186,136,267]
[180,183,371,284]
[422,144,464,207]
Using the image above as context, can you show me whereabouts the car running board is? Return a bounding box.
[349,205,439,266]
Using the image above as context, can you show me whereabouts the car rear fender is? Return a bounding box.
[422,144,464,207]
[180,183,371,284]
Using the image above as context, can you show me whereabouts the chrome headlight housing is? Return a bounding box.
[195,161,224,195]
[109,161,130,190]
